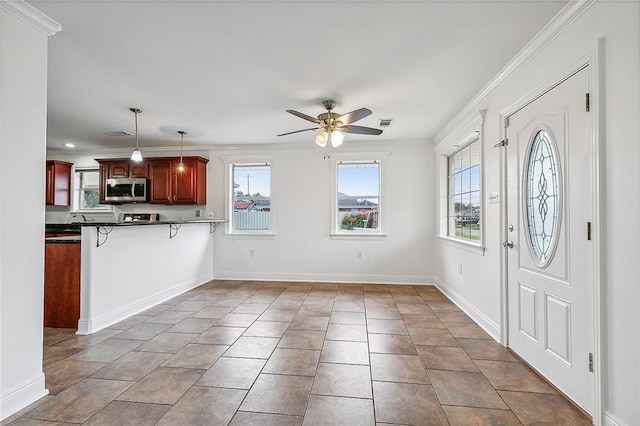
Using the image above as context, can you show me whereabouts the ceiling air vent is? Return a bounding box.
[379,118,394,128]
[104,131,132,136]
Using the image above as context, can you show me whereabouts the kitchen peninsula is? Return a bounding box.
[74,218,226,334]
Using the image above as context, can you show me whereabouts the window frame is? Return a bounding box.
[225,160,274,236]
[447,137,482,244]
[71,167,111,213]
[434,111,485,254]
[330,154,387,238]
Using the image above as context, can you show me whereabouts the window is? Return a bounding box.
[448,139,481,242]
[73,169,109,211]
[336,161,380,233]
[230,163,272,232]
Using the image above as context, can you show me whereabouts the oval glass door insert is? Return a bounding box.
[524,128,561,266]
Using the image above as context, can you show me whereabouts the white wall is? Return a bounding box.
[207,141,436,284]
[78,223,214,334]
[433,2,639,425]
[0,4,59,420]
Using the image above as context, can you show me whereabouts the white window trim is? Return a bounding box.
[71,167,112,213]
[224,158,275,236]
[330,152,389,238]
[434,111,485,253]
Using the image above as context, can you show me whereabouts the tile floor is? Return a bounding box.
[3,281,592,425]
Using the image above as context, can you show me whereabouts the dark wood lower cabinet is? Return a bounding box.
[44,242,80,328]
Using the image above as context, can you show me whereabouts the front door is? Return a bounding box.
[506,66,594,413]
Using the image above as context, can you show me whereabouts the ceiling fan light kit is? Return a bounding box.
[279,99,383,147]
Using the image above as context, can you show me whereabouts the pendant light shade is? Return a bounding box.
[129,107,143,162]
[177,130,187,172]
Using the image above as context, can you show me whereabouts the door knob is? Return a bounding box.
[503,240,514,249]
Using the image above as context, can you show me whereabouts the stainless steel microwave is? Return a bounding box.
[105,178,147,202]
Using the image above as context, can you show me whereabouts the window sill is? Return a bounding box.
[330,232,388,240]
[226,231,276,239]
[436,235,485,255]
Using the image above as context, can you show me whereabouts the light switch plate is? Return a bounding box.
[489,191,500,204]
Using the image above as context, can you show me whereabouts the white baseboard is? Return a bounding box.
[603,411,627,426]
[213,271,437,285]
[77,275,210,335]
[0,373,47,421]
[433,276,501,342]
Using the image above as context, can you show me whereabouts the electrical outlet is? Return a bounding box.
[357,250,363,259]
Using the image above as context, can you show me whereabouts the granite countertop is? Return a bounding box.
[78,219,228,227]
[45,235,81,243]
[46,219,228,228]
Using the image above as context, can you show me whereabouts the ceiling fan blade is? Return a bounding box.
[277,127,319,137]
[336,108,372,124]
[286,110,321,124]
[341,125,383,135]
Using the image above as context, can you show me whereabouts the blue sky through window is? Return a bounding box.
[338,165,379,196]
[234,166,270,196]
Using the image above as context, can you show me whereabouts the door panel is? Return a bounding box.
[506,67,593,413]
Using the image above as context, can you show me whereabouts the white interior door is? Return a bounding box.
[506,66,594,414]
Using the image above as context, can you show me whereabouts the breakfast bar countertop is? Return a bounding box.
[45,235,82,243]
[76,219,228,227]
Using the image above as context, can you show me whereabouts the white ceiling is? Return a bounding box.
[32,0,568,153]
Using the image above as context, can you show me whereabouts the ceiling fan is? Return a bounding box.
[278,100,383,147]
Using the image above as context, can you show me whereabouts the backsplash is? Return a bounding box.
[45,204,207,224]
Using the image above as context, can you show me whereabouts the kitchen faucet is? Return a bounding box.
[73,214,88,222]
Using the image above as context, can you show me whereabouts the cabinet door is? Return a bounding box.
[130,162,148,178]
[173,159,197,204]
[148,160,172,203]
[98,163,108,204]
[44,242,80,328]
[108,161,129,178]
[45,161,72,206]
[45,163,55,205]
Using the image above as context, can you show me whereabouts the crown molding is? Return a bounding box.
[0,1,61,36]
[433,0,595,145]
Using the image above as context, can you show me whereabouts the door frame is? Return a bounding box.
[497,40,604,424]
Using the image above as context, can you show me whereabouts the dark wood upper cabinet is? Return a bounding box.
[98,159,149,179]
[98,163,108,204]
[148,160,172,204]
[97,156,208,205]
[46,160,73,206]
[129,163,149,178]
[173,158,207,204]
[108,161,129,178]
[149,157,208,205]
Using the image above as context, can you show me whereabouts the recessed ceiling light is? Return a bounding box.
[64,143,76,148]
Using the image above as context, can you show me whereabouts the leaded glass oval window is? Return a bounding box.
[524,129,561,266]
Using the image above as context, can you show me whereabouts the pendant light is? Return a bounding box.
[129,107,143,162]
[177,130,187,172]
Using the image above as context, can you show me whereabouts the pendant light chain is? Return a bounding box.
[129,107,143,162]
[177,130,187,172]
[134,110,139,150]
